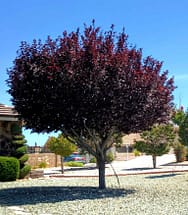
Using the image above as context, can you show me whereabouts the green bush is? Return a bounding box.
[0,156,20,181]
[89,153,114,164]
[38,161,48,168]
[19,154,29,164]
[89,157,97,163]
[11,123,22,134]
[15,146,27,157]
[106,152,114,163]
[65,161,84,167]
[19,164,31,179]
[174,143,187,162]
[133,149,141,156]
[12,135,27,145]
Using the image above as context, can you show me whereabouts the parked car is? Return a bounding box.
[64,153,86,164]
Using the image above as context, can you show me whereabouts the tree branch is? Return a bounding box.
[70,129,97,156]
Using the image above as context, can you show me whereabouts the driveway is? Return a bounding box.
[44,154,188,177]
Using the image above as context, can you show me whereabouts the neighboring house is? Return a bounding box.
[0,103,21,155]
[27,143,43,153]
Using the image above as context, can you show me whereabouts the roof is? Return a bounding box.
[0,103,19,121]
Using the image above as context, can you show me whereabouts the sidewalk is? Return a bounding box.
[44,154,188,178]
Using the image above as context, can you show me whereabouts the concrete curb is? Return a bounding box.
[48,169,188,178]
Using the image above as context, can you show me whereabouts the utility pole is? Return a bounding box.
[126,144,129,160]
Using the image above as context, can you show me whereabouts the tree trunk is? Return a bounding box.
[97,157,106,189]
[61,157,64,173]
[152,154,157,168]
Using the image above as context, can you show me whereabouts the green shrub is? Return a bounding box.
[89,157,97,163]
[89,153,114,164]
[11,123,22,134]
[174,143,187,162]
[38,161,48,168]
[12,135,27,145]
[0,156,20,181]
[65,161,84,167]
[19,164,31,179]
[19,154,29,164]
[106,152,114,163]
[133,149,141,156]
[15,146,27,157]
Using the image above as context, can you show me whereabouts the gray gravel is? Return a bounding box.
[0,173,188,215]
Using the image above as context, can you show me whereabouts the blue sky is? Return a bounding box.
[1,0,188,146]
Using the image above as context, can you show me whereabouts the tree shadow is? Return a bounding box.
[161,162,188,167]
[145,173,180,179]
[64,166,98,172]
[122,167,156,171]
[0,186,135,207]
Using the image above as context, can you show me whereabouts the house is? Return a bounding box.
[0,103,21,155]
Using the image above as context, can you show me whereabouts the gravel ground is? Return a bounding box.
[0,173,188,215]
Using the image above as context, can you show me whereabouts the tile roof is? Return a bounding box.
[0,103,19,117]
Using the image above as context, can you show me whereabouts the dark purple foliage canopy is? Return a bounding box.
[7,23,175,138]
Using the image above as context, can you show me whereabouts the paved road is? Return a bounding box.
[43,154,188,177]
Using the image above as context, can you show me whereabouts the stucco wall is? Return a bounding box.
[27,153,61,168]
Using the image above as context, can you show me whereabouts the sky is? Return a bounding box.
[0,0,188,146]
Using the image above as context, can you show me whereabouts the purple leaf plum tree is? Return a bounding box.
[7,22,175,189]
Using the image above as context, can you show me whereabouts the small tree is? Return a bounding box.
[47,134,77,173]
[171,108,188,161]
[7,22,175,189]
[179,111,188,147]
[10,123,31,178]
[173,140,187,162]
[134,124,175,168]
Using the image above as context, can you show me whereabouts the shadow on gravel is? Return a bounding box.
[145,173,180,179]
[0,186,135,206]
